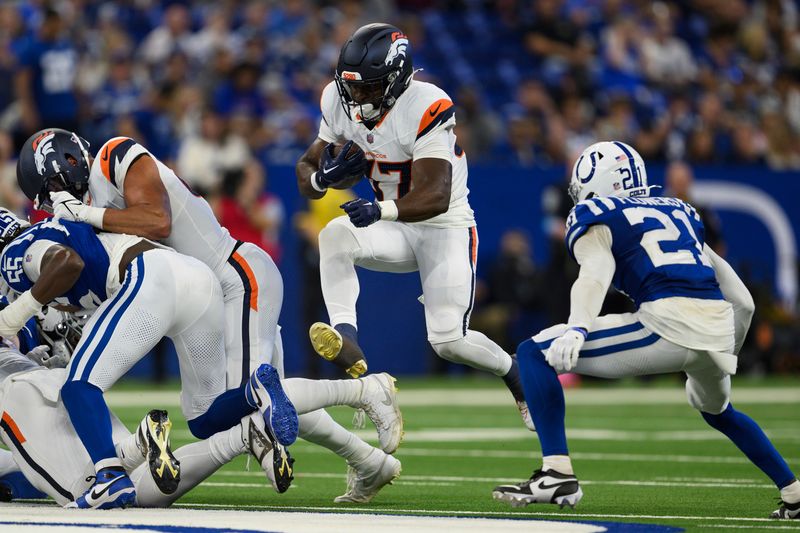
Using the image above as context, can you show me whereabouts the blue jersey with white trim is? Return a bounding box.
[0,219,109,310]
[565,196,723,307]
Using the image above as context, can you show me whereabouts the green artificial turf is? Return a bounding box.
[107,376,800,532]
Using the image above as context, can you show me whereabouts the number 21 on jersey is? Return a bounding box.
[623,207,711,268]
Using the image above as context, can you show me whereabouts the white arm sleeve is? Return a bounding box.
[567,225,616,330]
[21,239,59,283]
[705,244,754,354]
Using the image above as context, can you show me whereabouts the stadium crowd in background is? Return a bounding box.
[0,0,799,376]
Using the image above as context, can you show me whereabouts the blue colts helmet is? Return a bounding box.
[568,141,651,204]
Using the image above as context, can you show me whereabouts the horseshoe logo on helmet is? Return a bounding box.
[576,151,600,184]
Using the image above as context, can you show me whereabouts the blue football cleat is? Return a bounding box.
[65,467,136,509]
[245,364,299,446]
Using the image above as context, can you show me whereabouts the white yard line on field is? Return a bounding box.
[106,386,800,408]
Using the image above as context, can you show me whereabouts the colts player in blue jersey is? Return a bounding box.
[492,142,800,519]
[0,209,299,509]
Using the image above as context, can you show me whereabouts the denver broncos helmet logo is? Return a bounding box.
[33,131,56,176]
[384,32,409,68]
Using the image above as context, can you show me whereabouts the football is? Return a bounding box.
[329,142,366,189]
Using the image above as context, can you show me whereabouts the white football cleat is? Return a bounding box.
[245,414,294,494]
[493,469,583,508]
[334,450,401,504]
[771,499,800,519]
[357,373,403,454]
[517,400,535,432]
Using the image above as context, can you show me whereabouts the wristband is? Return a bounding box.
[0,290,43,334]
[310,172,327,193]
[568,326,588,339]
[84,206,106,230]
[378,200,398,221]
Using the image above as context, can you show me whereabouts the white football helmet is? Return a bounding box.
[568,141,652,204]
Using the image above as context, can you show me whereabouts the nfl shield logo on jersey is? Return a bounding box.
[367,133,374,143]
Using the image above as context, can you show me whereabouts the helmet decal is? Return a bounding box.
[341,71,362,81]
[384,32,409,67]
[576,151,601,184]
[33,131,56,176]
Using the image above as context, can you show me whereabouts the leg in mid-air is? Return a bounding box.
[314,216,532,430]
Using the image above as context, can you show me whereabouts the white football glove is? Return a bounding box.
[545,327,588,373]
[50,191,105,228]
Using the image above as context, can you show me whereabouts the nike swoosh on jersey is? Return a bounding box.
[429,103,442,117]
[102,145,110,161]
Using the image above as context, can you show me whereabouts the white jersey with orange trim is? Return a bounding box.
[86,137,236,273]
[318,80,475,228]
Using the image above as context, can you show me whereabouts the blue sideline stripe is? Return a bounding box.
[581,332,661,358]
[66,259,139,382]
[79,256,146,380]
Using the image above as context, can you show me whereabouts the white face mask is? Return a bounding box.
[355,102,382,121]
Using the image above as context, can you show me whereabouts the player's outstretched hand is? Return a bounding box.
[341,198,381,228]
[318,140,366,188]
[546,327,587,373]
[50,191,89,222]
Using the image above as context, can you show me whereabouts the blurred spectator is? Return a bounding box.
[471,229,545,353]
[177,108,249,195]
[664,160,725,253]
[14,7,79,137]
[139,3,193,66]
[294,187,355,377]
[213,159,284,263]
[640,3,697,88]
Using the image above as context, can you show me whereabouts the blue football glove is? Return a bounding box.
[341,199,381,228]
[317,140,366,188]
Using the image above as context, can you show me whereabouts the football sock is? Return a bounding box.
[298,409,374,467]
[282,377,363,413]
[432,330,512,376]
[188,384,252,440]
[319,221,361,327]
[543,455,574,476]
[335,323,359,344]
[0,471,47,499]
[502,356,526,402]
[61,381,119,468]
[781,480,800,504]
[116,432,145,472]
[517,338,569,456]
[131,438,225,507]
[702,403,795,488]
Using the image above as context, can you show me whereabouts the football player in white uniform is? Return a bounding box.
[0,317,398,507]
[295,23,532,430]
[15,129,401,502]
[492,142,800,519]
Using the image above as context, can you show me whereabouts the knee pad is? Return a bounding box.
[428,309,462,344]
[318,217,359,257]
[685,376,729,415]
[431,338,463,362]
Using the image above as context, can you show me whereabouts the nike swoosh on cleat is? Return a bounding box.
[89,477,124,500]
[538,480,576,490]
[378,381,393,406]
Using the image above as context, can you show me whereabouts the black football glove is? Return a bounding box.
[317,140,367,188]
[341,198,381,228]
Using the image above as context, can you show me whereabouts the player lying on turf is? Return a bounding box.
[16,129,399,501]
[492,141,800,520]
[0,212,402,508]
[295,23,532,430]
[0,329,403,508]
